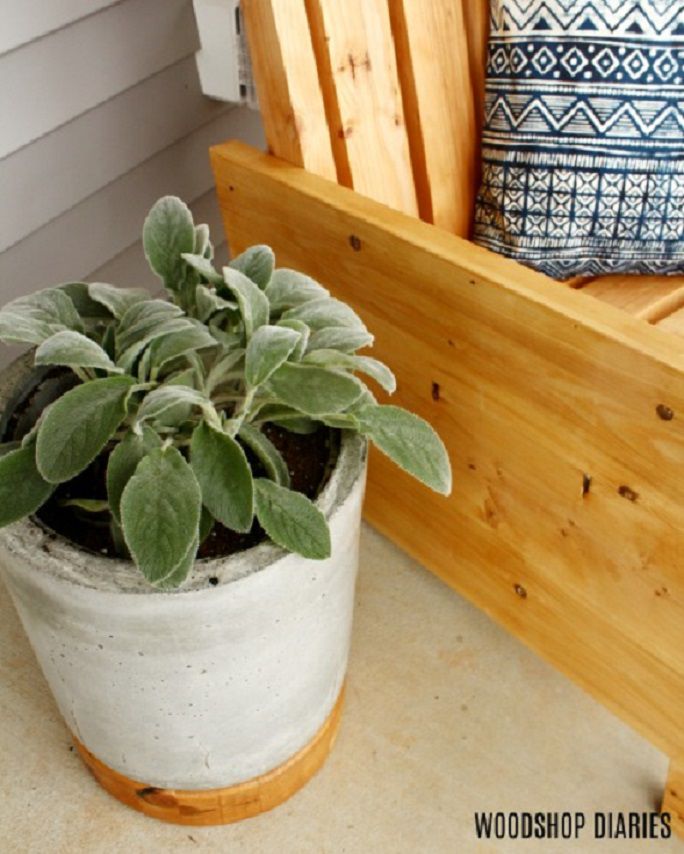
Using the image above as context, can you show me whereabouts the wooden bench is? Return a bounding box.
[210,0,684,832]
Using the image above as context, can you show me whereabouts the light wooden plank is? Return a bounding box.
[304,0,418,215]
[241,0,336,181]
[388,0,477,234]
[212,141,684,759]
[0,57,229,253]
[0,0,199,160]
[0,0,118,55]
[0,109,264,301]
[656,306,684,338]
[583,276,684,324]
[462,0,490,135]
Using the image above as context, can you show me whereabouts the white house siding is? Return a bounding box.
[0,0,264,369]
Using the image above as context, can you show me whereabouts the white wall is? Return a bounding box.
[0,0,264,371]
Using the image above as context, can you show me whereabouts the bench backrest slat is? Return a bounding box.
[242,0,487,235]
[242,0,337,180]
[306,0,418,216]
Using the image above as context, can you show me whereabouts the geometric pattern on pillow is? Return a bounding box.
[473,1,684,280]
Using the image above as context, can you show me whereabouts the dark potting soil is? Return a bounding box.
[4,369,340,562]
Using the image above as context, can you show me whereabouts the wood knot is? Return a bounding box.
[618,485,639,502]
[656,404,674,421]
[582,473,592,496]
[514,583,527,599]
[349,235,362,251]
[431,382,441,401]
[136,787,178,808]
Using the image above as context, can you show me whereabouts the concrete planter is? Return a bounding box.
[0,356,368,824]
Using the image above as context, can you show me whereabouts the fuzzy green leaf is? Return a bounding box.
[35,330,121,373]
[228,245,275,289]
[254,478,330,559]
[155,534,198,589]
[0,288,83,345]
[88,283,149,319]
[355,405,452,495]
[116,299,184,355]
[150,324,217,372]
[199,506,214,545]
[120,446,201,586]
[222,267,269,338]
[266,363,364,415]
[106,427,161,522]
[58,282,111,318]
[180,253,223,286]
[245,325,300,388]
[194,223,212,258]
[117,318,194,373]
[36,376,135,484]
[276,318,310,360]
[281,297,366,332]
[238,423,290,487]
[303,349,395,393]
[265,269,329,312]
[306,326,374,354]
[195,285,238,322]
[0,446,55,526]
[191,421,254,533]
[143,196,196,290]
[60,498,109,513]
[136,385,212,425]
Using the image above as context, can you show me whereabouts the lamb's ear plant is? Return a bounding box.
[0,196,452,589]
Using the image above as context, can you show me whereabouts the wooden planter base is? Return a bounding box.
[73,685,345,826]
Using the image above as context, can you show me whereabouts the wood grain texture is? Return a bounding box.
[304,0,418,215]
[74,683,345,826]
[388,0,477,234]
[582,276,684,325]
[462,0,489,193]
[663,760,684,840]
[212,142,684,762]
[241,0,336,181]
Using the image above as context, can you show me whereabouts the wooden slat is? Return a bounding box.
[462,0,489,197]
[304,0,418,215]
[388,0,477,235]
[212,142,684,760]
[656,307,684,338]
[241,0,336,181]
[583,276,684,324]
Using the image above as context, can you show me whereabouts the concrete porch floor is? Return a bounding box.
[0,525,679,853]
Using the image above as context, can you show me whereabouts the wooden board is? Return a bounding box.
[582,276,684,325]
[462,0,489,137]
[304,0,418,215]
[241,0,336,181]
[388,0,477,234]
[212,141,684,761]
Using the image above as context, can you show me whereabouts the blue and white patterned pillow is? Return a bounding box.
[473,1,684,280]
